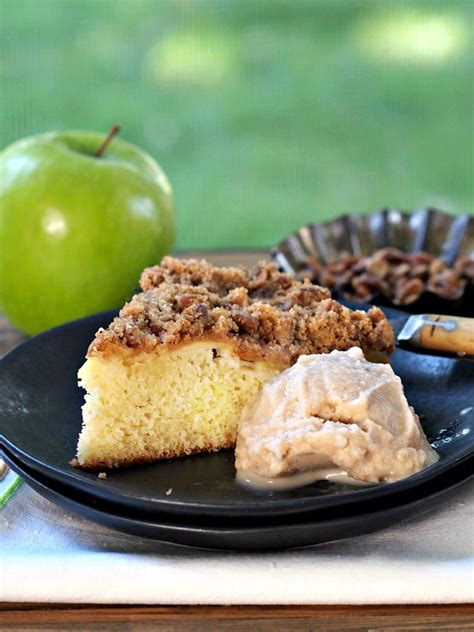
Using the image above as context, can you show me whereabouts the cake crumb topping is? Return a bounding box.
[88,257,395,364]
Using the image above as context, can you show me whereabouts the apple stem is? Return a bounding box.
[95,124,122,157]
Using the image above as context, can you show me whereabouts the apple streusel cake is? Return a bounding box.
[75,257,394,469]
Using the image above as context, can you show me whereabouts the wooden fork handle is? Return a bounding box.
[414,314,474,357]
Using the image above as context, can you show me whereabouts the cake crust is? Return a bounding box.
[72,439,236,470]
[88,257,395,365]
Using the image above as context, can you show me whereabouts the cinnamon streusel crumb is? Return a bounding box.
[88,257,395,364]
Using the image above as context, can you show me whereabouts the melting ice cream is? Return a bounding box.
[235,347,438,489]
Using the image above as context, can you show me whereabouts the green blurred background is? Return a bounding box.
[1,0,472,250]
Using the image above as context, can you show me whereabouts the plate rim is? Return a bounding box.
[3,444,473,549]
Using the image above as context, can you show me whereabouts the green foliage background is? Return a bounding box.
[1,0,472,249]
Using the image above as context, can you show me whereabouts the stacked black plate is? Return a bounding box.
[1,308,473,550]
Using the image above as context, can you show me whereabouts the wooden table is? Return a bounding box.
[1,250,473,631]
[1,603,473,630]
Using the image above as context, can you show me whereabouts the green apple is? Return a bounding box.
[0,129,175,334]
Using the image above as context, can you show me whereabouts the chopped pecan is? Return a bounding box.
[177,295,195,309]
[394,278,424,304]
[366,256,390,279]
[304,247,471,305]
[233,311,260,334]
[456,256,474,280]
[194,303,212,326]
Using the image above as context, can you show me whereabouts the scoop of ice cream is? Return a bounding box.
[235,347,438,486]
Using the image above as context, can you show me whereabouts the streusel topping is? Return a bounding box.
[88,257,395,363]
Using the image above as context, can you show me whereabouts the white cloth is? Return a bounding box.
[1,480,473,604]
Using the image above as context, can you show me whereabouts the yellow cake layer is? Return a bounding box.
[76,341,283,469]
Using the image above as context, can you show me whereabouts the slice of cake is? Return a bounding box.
[75,257,394,469]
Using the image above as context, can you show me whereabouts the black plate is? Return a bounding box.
[1,310,473,520]
[3,445,472,550]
